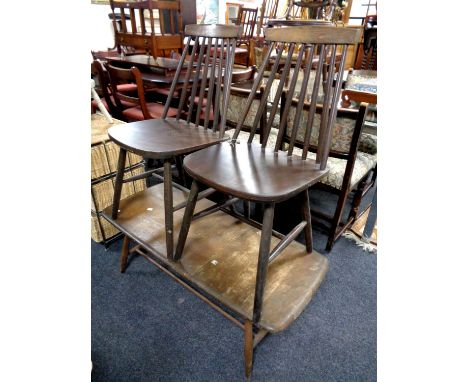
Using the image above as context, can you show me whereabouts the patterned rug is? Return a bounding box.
[343,206,377,253]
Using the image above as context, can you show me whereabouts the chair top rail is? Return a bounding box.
[265,25,361,44]
[185,24,242,39]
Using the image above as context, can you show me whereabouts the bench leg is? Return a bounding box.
[244,320,254,379]
[120,235,130,273]
[300,190,313,253]
[174,180,200,261]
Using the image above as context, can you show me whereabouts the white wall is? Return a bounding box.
[89,3,115,52]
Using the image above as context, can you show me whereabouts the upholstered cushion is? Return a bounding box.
[91,98,110,113]
[235,128,279,150]
[358,132,377,155]
[222,93,261,128]
[146,86,180,98]
[91,97,134,112]
[286,107,355,153]
[235,129,376,191]
[116,83,138,93]
[122,103,177,121]
[297,149,377,190]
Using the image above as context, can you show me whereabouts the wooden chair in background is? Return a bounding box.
[106,63,178,121]
[92,60,138,120]
[107,24,241,259]
[109,0,184,58]
[354,14,377,70]
[256,0,280,38]
[234,6,258,66]
[283,101,377,251]
[174,25,361,377]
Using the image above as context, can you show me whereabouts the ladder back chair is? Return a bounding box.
[108,24,241,259]
[174,25,361,378]
[106,63,178,121]
[234,6,258,66]
[283,99,376,250]
[110,0,183,58]
[92,60,140,120]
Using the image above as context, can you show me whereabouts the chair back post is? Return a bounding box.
[93,60,119,117]
[161,24,242,137]
[105,63,146,118]
[130,66,152,120]
[231,26,361,168]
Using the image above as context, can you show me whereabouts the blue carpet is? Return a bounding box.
[91,188,377,381]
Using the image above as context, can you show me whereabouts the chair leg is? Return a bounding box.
[120,235,130,273]
[243,200,250,219]
[164,159,174,260]
[244,320,254,379]
[252,203,275,324]
[300,190,313,253]
[348,179,367,222]
[175,155,187,187]
[174,180,200,261]
[326,187,350,252]
[112,147,127,219]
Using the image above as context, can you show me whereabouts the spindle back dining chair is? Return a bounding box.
[106,63,178,121]
[174,25,361,378]
[110,0,183,58]
[107,24,241,260]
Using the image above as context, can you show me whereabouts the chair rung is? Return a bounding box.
[151,173,190,193]
[122,164,170,183]
[173,187,216,212]
[193,198,239,221]
[269,221,307,263]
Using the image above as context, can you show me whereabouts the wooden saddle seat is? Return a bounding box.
[107,118,229,159]
[107,23,242,259]
[184,142,327,202]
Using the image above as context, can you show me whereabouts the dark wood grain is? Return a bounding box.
[183,142,328,202]
[265,25,361,44]
[101,183,329,333]
[107,118,229,159]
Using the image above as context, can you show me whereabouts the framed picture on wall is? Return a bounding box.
[196,0,219,24]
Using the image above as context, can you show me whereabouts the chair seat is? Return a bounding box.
[183,141,328,202]
[91,97,134,112]
[236,130,377,191]
[107,118,229,159]
[116,83,138,93]
[122,103,177,121]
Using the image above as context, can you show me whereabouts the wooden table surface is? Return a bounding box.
[105,54,182,71]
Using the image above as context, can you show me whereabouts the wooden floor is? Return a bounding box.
[102,184,329,333]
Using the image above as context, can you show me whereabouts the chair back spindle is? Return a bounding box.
[231,25,360,170]
[162,24,242,138]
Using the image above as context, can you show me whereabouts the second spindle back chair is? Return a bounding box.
[106,24,241,260]
[174,24,361,378]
